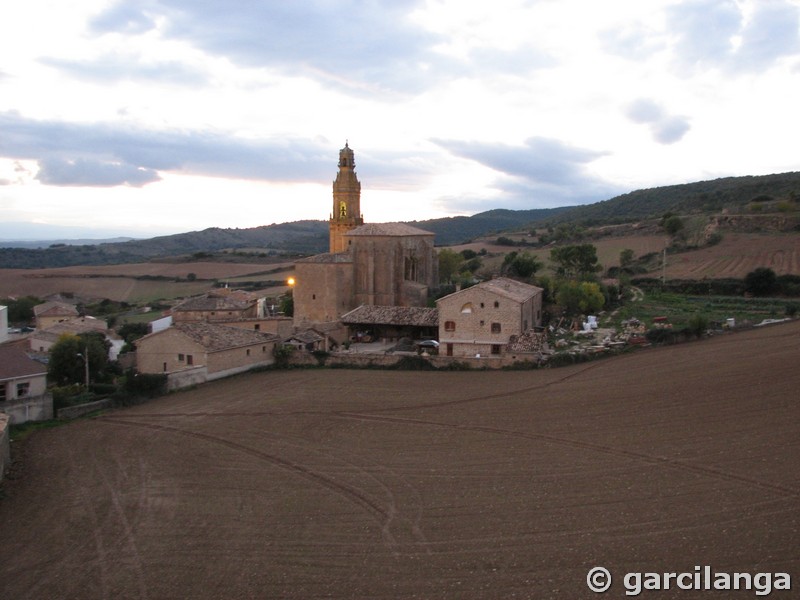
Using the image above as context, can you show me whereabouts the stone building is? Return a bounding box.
[33,301,79,329]
[0,343,51,424]
[436,277,543,358]
[135,322,280,389]
[293,144,437,337]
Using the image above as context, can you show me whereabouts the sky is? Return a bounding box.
[1,0,800,239]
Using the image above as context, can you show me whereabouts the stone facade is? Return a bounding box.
[436,278,543,358]
[172,290,263,323]
[33,301,79,329]
[0,344,51,424]
[136,322,279,376]
[294,144,437,334]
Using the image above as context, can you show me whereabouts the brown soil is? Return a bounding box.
[1,322,798,599]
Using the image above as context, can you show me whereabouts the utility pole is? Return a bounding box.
[84,343,90,389]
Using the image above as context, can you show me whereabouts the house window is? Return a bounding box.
[480,302,485,308]
[491,323,502,333]
[480,320,485,326]
[491,344,502,355]
[163,362,167,372]
[312,294,316,300]
[444,321,456,332]
[460,303,473,314]
[254,324,260,331]
[17,382,30,397]
[178,353,185,361]
[262,346,266,352]
[494,301,500,308]
[187,355,193,365]
[246,349,251,356]
[0,384,6,402]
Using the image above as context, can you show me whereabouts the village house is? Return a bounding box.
[33,301,79,329]
[436,278,544,358]
[29,315,109,354]
[0,343,51,424]
[172,289,292,338]
[135,322,281,390]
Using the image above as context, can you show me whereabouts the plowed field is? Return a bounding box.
[1,322,799,599]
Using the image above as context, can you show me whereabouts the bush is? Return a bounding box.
[123,370,167,398]
[392,356,436,371]
[687,314,709,337]
[273,344,295,368]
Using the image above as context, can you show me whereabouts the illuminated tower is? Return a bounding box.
[329,142,363,253]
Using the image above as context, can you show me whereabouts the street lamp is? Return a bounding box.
[76,344,89,389]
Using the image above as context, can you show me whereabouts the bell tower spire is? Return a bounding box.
[329,142,364,253]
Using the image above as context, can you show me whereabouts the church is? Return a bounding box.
[293,143,438,341]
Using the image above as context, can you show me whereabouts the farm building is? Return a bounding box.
[29,316,109,354]
[135,322,280,389]
[33,301,79,329]
[340,305,439,343]
[436,278,544,358]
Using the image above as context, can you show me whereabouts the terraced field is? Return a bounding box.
[1,321,798,599]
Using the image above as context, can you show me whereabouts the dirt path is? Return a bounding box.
[1,321,799,599]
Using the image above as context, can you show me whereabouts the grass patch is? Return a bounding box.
[9,420,65,443]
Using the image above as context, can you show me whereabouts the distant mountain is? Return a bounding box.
[0,221,154,243]
[3,171,799,269]
[0,237,137,249]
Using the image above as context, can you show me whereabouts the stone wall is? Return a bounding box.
[288,350,539,370]
[166,366,208,391]
[0,413,10,482]
[1,393,53,424]
[57,399,112,420]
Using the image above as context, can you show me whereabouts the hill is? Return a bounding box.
[3,171,799,269]
[548,171,800,225]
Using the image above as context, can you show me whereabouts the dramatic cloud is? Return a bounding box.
[0,112,336,186]
[432,137,622,206]
[88,0,443,95]
[36,157,160,187]
[625,99,691,145]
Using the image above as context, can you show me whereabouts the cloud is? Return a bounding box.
[40,54,208,86]
[0,112,434,189]
[625,98,690,145]
[89,0,443,96]
[0,111,333,186]
[36,157,160,187]
[667,0,800,73]
[432,137,622,207]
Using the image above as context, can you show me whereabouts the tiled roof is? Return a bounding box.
[33,301,79,318]
[287,330,324,344]
[173,292,256,312]
[438,277,543,304]
[172,322,279,352]
[345,223,434,237]
[297,252,353,264]
[0,344,48,380]
[31,318,109,343]
[340,305,439,327]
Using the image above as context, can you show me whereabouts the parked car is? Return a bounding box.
[416,339,439,354]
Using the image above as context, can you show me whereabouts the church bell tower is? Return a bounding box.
[329,142,364,253]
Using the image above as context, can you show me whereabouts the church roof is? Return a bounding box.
[297,252,353,264]
[345,223,434,237]
[340,305,439,327]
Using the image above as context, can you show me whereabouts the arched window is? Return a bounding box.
[460,302,473,314]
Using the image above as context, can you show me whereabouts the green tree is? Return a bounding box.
[744,267,778,296]
[48,332,110,386]
[1,295,41,324]
[438,248,464,284]
[555,281,605,315]
[663,215,684,236]
[550,244,601,278]
[503,251,542,279]
[619,248,635,268]
[280,290,294,317]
